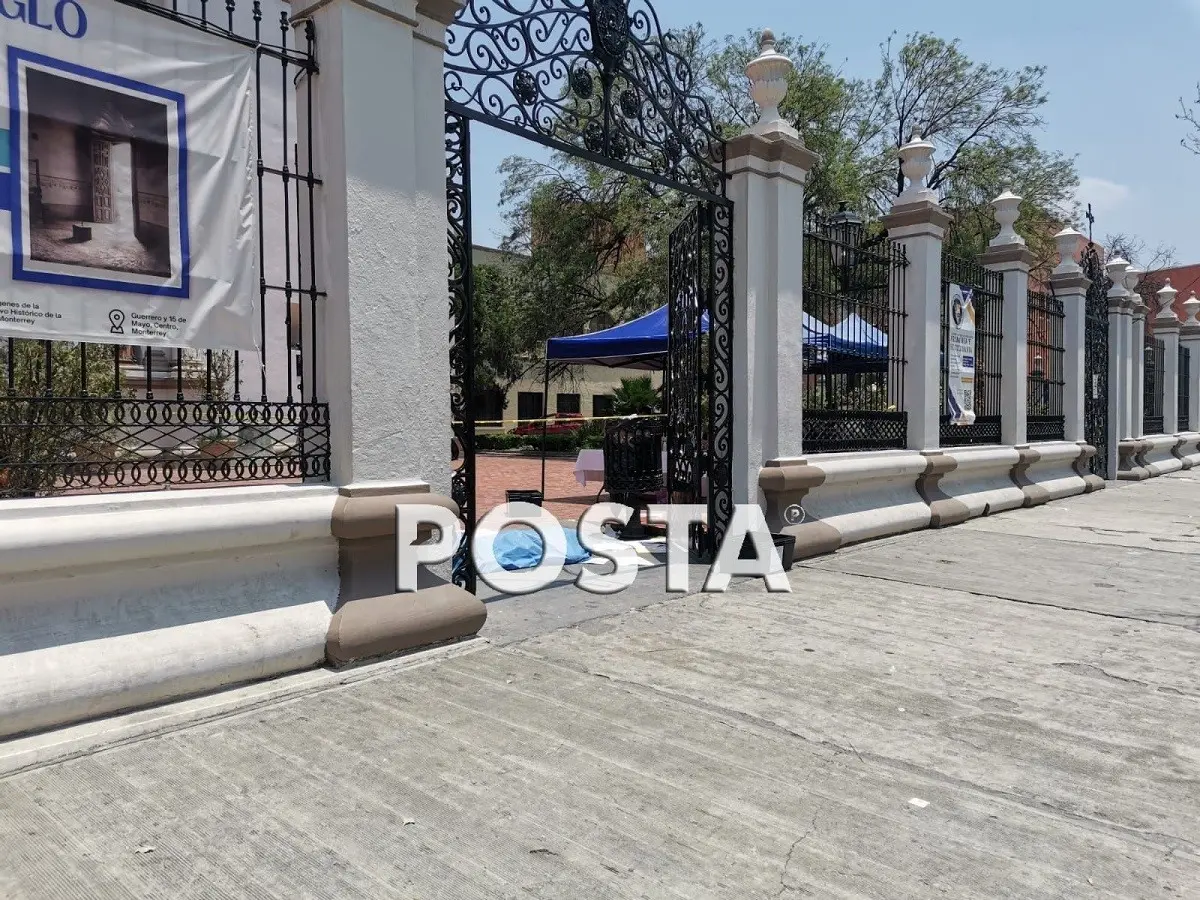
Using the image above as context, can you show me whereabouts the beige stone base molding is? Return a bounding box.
[1176,432,1200,469]
[1117,438,1152,481]
[1073,444,1107,493]
[0,482,488,743]
[760,442,1093,561]
[328,485,487,667]
[1140,435,1185,478]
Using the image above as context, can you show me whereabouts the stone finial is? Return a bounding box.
[896,131,936,205]
[988,190,1023,247]
[746,29,798,139]
[1125,267,1144,315]
[1182,292,1200,327]
[1156,279,1179,323]
[1105,257,1130,300]
[1052,227,1084,275]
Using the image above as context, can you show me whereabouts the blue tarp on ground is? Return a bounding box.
[547,305,885,369]
[488,529,593,572]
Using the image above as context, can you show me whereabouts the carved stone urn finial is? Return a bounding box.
[896,132,936,205]
[745,28,798,140]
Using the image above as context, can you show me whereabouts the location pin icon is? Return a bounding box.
[109,309,125,334]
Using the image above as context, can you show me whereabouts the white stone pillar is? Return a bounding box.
[1050,229,1089,443]
[294,0,459,491]
[1120,279,1137,440]
[980,190,1033,446]
[1128,268,1146,438]
[881,133,952,452]
[1106,258,1130,467]
[1109,259,1134,440]
[1182,294,1200,432]
[730,30,817,505]
[1157,280,1181,432]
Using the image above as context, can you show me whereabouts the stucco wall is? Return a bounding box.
[28,116,88,218]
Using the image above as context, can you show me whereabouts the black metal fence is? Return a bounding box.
[0,1,329,500]
[1026,287,1065,441]
[940,252,1004,446]
[1144,336,1165,435]
[801,211,908,453]
[1180,345,1191,432]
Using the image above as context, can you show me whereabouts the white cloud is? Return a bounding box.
[1076,176,1131,219]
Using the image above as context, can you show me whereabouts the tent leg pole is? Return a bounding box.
[541,355,549,499]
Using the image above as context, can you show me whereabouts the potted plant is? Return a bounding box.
[611,376,661,417]
[199,426,240,458]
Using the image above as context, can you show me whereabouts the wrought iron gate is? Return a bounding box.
[666,206,704,511]
[1144,335,1165,435]
[444,0,735,590]
[663,201,734,556]
[1180,346,1192,433]
[446,113,476,592]
[1080,242,1110,477]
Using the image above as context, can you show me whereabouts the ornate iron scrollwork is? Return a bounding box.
[444,0,727,199]
[588,0,630,73]
[1080,242,1110,477]
[446,111,477,592]
[667,205,703,512]
[513,70,538,105]
[665,201,734,557]
[708,201,734,554]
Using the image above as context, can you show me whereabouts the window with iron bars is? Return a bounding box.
[940,252,1004,446]
[1144,336,1165,435]
[0,0,329,500]
[800,209,908,453]
[1026,287,1065,441]
[1180,346,1192,433]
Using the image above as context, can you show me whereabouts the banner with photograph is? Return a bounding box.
[945,283,976,426]
[0,0,259,350]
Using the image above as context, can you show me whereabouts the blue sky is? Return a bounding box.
[468,0,1200,266]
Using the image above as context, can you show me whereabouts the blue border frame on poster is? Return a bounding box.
[6,46,190,298]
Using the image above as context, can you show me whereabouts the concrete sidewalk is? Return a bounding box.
[2,475,1199,898]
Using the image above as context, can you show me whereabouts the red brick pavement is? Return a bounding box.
[467,453,598,523]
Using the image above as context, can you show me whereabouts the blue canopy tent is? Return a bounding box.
[803,312,888,360]
[533,305,888,492]
[803,312,889,375]
[545,305,710,370]
[537,304,706,498]
[546,306,887,367]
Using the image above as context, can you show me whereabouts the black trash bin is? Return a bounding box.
[739,533,796,571]
[506,489,544,507]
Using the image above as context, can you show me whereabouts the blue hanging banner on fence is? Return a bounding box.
[946,284,977,426]
[0,128,9,211]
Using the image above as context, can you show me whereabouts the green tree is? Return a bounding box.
[700,28,890,215]
[472,262,527,399]
[0,341,118,498]
[939,140,1079,273]
[495,153,686,360]
[703,28,1079,253]
[479,25,1080,364]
